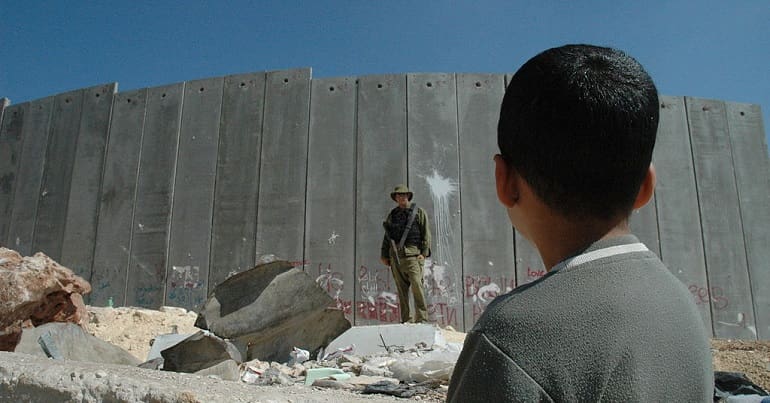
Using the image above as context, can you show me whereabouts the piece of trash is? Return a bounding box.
[320,344,355,361]
[304,367,350,385]
[288,347,310,365]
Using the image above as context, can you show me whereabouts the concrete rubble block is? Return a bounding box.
[326,323,445,357]
[194,359,240,381]
[161,330,242,373]
[195,260,351,362]
[146,332,195,362]
[0,248,91,351]
[14,322,140,366]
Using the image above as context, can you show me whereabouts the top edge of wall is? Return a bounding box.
[0,69,765,112]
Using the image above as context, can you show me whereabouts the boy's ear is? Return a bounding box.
[632,164,656,209]
[495,154,519,208]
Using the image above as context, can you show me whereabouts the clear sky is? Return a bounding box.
[1,1,768,147]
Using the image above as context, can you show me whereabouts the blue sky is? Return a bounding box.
[1,1,768,147]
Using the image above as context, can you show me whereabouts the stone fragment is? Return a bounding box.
[15,322,140,366]
[0,248,91,351]
[146,333,194,362]
[161,331,242,373]
[255,367,294,385]
[325,323,445,357]
[195,260,351,362]
[194,359,240,381]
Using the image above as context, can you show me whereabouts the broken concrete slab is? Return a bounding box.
[147,332,194,361]
[14,322,140,366]
[0,248,91,352]
[161,331,242,373]
[194,359,240,381]
[195,260,351,362]
[326,323,446,357]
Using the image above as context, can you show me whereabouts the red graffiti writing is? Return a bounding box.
[688,284,728,310]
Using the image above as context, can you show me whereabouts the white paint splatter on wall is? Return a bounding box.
[327,231,340,245]
[424,169,458,270]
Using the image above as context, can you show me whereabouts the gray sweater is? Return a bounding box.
[447,235,713,402]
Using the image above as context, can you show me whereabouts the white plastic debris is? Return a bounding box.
[288,347,310,365]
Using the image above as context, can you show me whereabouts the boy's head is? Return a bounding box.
[498,44,659,221]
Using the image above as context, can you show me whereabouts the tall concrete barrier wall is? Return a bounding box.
[1,69,768,339]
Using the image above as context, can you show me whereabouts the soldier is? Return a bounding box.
[380,185,432,323]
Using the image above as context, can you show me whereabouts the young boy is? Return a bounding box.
[447,45,713,402]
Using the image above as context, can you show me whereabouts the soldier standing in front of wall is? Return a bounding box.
[380,185,432,323]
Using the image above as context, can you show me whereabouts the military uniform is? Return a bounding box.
[380,185,432,323]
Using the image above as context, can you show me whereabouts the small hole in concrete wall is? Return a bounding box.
[240,82,246,87]
[95,93,100,98]
[426,82,433,88]
[284,78,289,83]
[475,82,481,87]
[355,79,359,84]
[740,111,745,116]
[377,84,383,89]
[329,86,335,92]
[660,103,666,109]
[199,87,205,92]
[65,98,71,104]
[702,106,709,111]
[127,99,132,103]
[161,93,167,98]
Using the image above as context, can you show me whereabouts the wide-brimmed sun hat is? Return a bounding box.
[390,184,413,201]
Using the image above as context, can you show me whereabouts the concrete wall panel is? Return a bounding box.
[306,77,357,320]
[407,73,462,329]
[61,83,116,281]
[354,74,408,325]
[255,69,311,261]
[166,77,224,310]
[209,73,266,287]
[124,83,183,308]
[7,98,53,254]
[687,97,755,339]
[0,103,26,245]
[32,89,84,261]
[457,73,514,328]
[90,89,147,306]
[726,102,770,339]
[654,96,712,330]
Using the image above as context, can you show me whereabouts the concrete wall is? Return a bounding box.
[1,69,768,339]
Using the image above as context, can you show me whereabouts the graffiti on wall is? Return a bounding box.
[167,265,204,307]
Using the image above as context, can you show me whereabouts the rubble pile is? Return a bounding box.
[0,247,90,351]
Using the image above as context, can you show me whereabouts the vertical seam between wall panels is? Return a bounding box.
[206,79,226,304]
[404,74,409,185]
[454,74,465,331]
[726,104,758,338]
[88,85,117,293]
[163,82,186,307]
[254,73,267,265]
[30,101,54,253]
[124,90,148,306]
[352,77,360,326]
[301,71,312,270]
[684,96,716,336]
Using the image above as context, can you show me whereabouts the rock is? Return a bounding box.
[255,367,294,385]
[195,260,351,362]
[161,331,242,373]
[15,322,140,366]
[194,359,240,381]
[147,333,195,362]
[0,248,91,351]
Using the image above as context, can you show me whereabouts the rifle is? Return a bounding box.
[389,238,401,266]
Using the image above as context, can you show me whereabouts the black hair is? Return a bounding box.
[498,44,659,220]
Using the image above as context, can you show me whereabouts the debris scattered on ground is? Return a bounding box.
[195,260,352,363]
[0,247,91,351]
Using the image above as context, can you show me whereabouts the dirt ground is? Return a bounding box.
[87,306,770,393]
